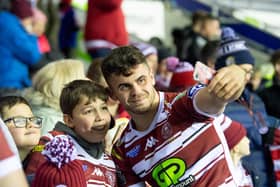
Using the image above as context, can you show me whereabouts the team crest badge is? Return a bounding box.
[161,123,172,139]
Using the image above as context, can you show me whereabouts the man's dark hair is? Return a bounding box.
[0,96,30,118]
[101,45,147,80]
[192,10,208,25]
[60,80,109,115]
[270,49,280,66]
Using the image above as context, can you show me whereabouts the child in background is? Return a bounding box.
[224,121,254,186]
[132,42,158,76]
[25,80,117,186]
[0,96,42,164]
[32,135,87,187]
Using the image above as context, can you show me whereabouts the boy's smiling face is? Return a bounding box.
[3,103,41,150]
[65,96,111,143]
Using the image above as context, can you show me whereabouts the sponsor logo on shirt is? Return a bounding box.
[187,84,204,99]
[152,158,195,187]
[126,145,141,158]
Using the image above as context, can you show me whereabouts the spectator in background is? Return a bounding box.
[223,121,255,186]
[132,42,159,76]
[58,0,80,58]
[172,10,208,64]
[0,0,41,92]
[11,0,34,34]
[167,59,196,92]
[258,50,280,119]
[200,40,220,69]
[0,118,29,187]
[0,96,42,168]
[215,27,275,187]
[155,56,175,91]
[187,13,221,65]
[200,14,221,42]
[23,59,86,136]
[84,0,128,59]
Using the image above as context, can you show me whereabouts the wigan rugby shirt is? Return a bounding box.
[112,89,238,186]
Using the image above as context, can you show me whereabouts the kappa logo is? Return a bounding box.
[92,167,104,177]
[145,136,159,151]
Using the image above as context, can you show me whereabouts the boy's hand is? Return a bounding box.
[207,64,246,102]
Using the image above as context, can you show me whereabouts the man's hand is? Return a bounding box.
[207,64,249,102]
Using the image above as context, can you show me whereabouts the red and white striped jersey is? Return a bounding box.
[269,145,280,186]
[112,91,238,187]
[0,120,22,177]
[25,131,117,187]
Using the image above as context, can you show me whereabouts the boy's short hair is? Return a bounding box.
[101,46,147,80]
[60,80,109,115]
[0,96,31,118]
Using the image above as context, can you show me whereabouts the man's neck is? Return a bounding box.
[130,93,160,131]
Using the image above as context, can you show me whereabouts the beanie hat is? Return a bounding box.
[11,0,33,19]
[168,57,196,90]
[224,121,247,149]
[158,47,172,63]
[215,27,254,70]
[131,42,157,57]
[32,135,87,187]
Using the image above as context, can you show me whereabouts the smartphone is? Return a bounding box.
[193,61,216,85]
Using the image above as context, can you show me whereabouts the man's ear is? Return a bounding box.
[63,114,74,128]
[150,71,156,86]
[232,144,239,153]
[107,87,118,100]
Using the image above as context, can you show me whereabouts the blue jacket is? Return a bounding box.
[0,11,41,89]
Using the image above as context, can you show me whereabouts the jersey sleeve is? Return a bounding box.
[168,85,213,126]
[0,121,22,177]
